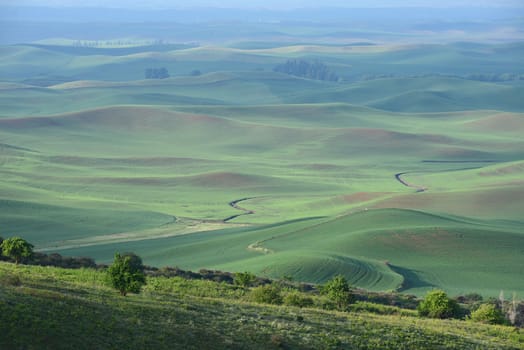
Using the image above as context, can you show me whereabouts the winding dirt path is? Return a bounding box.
[223,197,255,222]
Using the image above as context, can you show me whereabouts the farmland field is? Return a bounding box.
[0,15,523,297]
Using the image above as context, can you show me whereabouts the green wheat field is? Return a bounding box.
[1,19,523,299]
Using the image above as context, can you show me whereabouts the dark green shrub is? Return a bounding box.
[283,291,314,308]
[250,284,283,305]
[417,290,461,319]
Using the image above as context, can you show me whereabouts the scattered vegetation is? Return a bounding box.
[0,261,522,350]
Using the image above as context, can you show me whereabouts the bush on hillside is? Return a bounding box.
[417,290,461,319]
[107,252,146,296]
[321,275,355,310]
[469,303,505,325]
[234,271,257,288]
[250,284,283,305]
[284,291,314,308]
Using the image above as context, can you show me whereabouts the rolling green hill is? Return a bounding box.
[50,208,524,296]
[0,40,523,298]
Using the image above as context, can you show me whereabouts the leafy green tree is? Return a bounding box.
[469,303,505,325]
[417,290,460,319]
[0,237,33,264]
[321,275,354,310]
[107,252,146,296]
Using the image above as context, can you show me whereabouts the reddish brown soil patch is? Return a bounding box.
[465,113,524,133]
[337,192,389,204]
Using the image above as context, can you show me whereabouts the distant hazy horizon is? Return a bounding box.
[1,0,522,44]
[3,0,524,9]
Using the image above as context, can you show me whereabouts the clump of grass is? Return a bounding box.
[0,270,21,287]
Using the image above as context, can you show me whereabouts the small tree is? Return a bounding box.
[234,271,256,288]
[107,252,146,296]
[0,237,33,264]
[469,303,505,325]
[417,290,460,319]
[321,275,354,310]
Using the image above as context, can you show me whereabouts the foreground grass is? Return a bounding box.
[0,263,522,349]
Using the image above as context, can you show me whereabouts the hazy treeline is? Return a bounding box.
[274,59,339,81]
[145,67,170,79]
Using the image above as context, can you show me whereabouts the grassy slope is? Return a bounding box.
[0,262,522,350]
